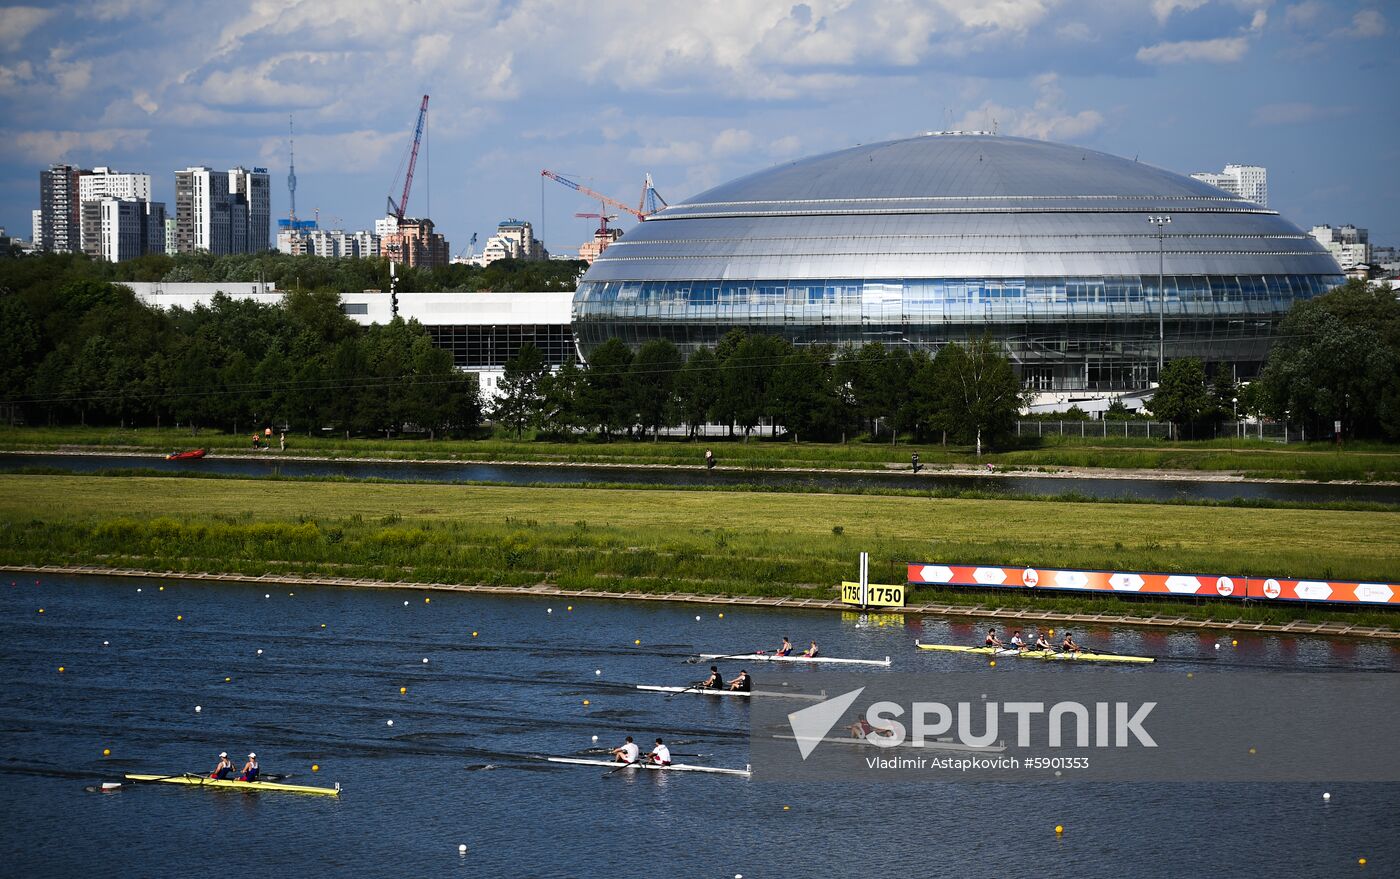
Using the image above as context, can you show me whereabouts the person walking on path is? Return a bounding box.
[704,448,715,470]
[279,431,286,452]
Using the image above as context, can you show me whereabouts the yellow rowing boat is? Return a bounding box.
[915,642,1154,664]
[125,773,341,796]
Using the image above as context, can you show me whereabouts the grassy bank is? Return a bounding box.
[2,425,1399,481]
[1,474,1395,627]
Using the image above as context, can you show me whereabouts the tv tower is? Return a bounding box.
[287,115,298,225]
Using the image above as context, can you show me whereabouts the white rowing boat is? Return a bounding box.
[699,652,892,667]
[636,685,825,702]
[773,735,1006,753]
[546,757,751,777]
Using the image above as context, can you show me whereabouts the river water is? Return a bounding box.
[4,452,1397,505]
[2,574,1397,877]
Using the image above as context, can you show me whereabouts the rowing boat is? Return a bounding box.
[915,642,1154,664]
[773,735,1006,753]
[124,773,341,796]
[699,652,892,667]
[546,757,751,777]
[636,685,825,701]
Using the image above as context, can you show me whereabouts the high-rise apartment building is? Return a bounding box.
[1309,224,1370,270]
[1190,164,1268,207]
[32,210,42,248]
[98,199,166,262]
[479,218,547,264]
[382,218,449,269]
[79,166,152,203]
[174,165,270,255]
[38,164,88,252]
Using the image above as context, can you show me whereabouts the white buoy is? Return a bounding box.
[256,649,263,655]
[591,735,598,742]
[1323,792,1331,801]
[422,657,429,664]
[695,615,701,621]
[264,594,270,599]
[595,669,601,675]
[403,600,409,606]
[458,844,467,854]
[103,641,109,646]
[547,608,553,614]
[1214,643,1220,650]
[195,705,202,713]
[387,720,394,726]
[136,588,142,592]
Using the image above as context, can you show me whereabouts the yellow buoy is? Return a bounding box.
[38,608,44,614]
[1048,628,1054,636]
[989,660,996,667]
[782,805,790,811]
[1249,747,1257,755]
[224,677,231,682]
[1231,640,1238,647]
[400,687,407,694]
[1187,672,1194,679]
[177,615,183,621]
[312,764,319,772]
[425,597,430,603]
[1055,825,1063,834]
[159,586,165,591]
[582,699,591,706]
[718,613,724,618]
[634,639,641,645]
[58,666,65,673]
[567,606,573,611]
[472,631,478,637]
[103,749,110,756]
[1359,857,1367,865]
[321,623,326,628]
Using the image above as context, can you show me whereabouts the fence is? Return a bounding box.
[1015,420,1312,443]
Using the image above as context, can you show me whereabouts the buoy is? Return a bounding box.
[547,608,553,614]
[718,613,724,618]
[103,641,109,646]
[403,601,409,606]
[1048,629,1054,635]
[1055,825,1063,834]
[265,594,270,599]
[400,687,407,694]
[1187,672,1193,679]
[176,615,182,621]
[425,597,430,603]
[103,748,110,756]
[783,805,790,811]
[195,705,202,712]
[567,606,572,611]
[312,764,319,772]
[591,735,598,742]
[695,615,701,621]
[422,657,428,664]
[1359,857,1367,865]
[634,639,640,645]
[458,844,468,854]
[37,608,44,614]
[595,669,601,676]
[387,720,394,726]
[989,660,996,667]
[1231,640,1238,647]
[257,649,263,656]
[583,699,590,706]
[321,624,326,628]
[58,666,65,673]
[1249,747,1257,755]
[472,631,478,637]
[159,586,164,592]
[1215,643,1221,650]
[1323,792,1331,801]
[137,588,142,592]
[289,592,294,596]
[224,677,231,682]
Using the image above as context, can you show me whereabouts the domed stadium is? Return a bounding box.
[572,133,1343,394]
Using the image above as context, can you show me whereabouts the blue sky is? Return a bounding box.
[1,0,1394,255]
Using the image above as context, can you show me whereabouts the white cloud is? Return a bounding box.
[1283,0,1323,28]
[1151,0,1210,24]
[49,59,94,99]
[952,73,1104,141]
[1251,102,1354,125]
[12,128,151,162]
[766,134,803,157]
[257,129,401,173]
[0,60,35,95]
[0,5,52,51]
[711,128,754,157]
[1136,35,1250,63]
[1333,8,1386,38]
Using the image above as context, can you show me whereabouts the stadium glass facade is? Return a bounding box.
[573,134,1343,392]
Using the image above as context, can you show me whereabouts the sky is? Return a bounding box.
[1,0,1395,256]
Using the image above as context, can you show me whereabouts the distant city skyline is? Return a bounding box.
[0,0,1395,254]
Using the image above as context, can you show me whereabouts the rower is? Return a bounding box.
[727,669,752,692]
[1008,630,1026,651]
[648,738,672,766]
[984,628,1003,648]
[1034,631,1054,651]
[848,716,895,739]
[776,637,793,657]
[801,641,819,658]
[210,752,233,780]
[611,736,640,764]
[239,752,259,782]
[699,665,723,690]
[1061,632,1083,654]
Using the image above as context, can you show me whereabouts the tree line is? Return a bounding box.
[492,333,1026,453]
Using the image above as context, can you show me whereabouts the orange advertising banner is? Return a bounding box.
[906,563,1399,606]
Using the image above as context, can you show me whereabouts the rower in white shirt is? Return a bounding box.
[648,738,672,766]
[611,736,641,764]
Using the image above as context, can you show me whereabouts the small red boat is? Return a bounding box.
[165,449,207,461]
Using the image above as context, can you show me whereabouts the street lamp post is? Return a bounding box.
[1147,216,1171,380]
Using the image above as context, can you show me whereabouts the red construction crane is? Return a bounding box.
[575,210,618,235]
[542,170,648,221]
[387,95,429,221]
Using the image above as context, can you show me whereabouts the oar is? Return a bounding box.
[604,760,641,777]
[665,679,710,699]
[683,650,761,666]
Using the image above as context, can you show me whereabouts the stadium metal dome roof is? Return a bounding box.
[581,133,1339,282]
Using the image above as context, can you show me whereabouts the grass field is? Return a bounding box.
[1,474,1395,626]
[2,425,1399,481]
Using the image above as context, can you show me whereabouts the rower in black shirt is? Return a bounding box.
[727,669,752,692]
[699,665,723,690]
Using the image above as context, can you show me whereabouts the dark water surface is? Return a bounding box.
[5,452,1398,504]
[2,575,1397,877]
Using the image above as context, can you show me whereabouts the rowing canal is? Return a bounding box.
[3,574,1398,877]
[5,452,1400,504]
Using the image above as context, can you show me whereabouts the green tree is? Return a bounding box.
[580,338,634,439]
[939,337,1025,455]
[491,343,549,438]
[675,346,720,438]
[1150,358,1211,437]
[769,346,844,442]
[629,339,683,440]
[539,360,585,435]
